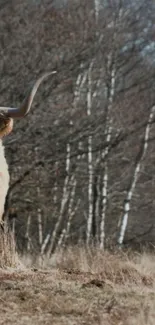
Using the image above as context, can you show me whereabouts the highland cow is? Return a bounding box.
[0,72,55,223]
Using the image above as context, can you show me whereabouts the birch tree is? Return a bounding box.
[118,106,155,246]
[98,4,122,248]
[86,61,94,245]
[99,57,116,249]
[47,142,71,255]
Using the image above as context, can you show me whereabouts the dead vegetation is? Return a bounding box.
[0,225,19,268]
[0,247,154,324]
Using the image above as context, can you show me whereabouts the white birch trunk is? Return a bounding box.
[95,175,101,242]
[41,233,50,255]
[53,161,58,204]
[118,105,155,246]
[37,208,43,246]
[86,62,94,245]
[74,68,87,108]
[56,176,77,248]
[47,143,71,255]
[87,135,93,244]
[100,162,108,248]
[25,215,31,252]
[94,0,100,22]
[64,177,77,241]
[99,6,123,247]
[57,228,66,249]
[99,57,116,248]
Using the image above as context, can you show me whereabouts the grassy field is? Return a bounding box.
[0,247,155,325]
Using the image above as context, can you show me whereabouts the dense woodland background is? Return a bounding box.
[1,0,155,255]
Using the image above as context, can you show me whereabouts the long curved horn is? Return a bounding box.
[0,71,56,118]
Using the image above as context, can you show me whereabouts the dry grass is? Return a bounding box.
[0,247,155,324]
[0,225,20,268]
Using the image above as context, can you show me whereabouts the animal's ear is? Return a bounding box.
[0,118,13,139]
